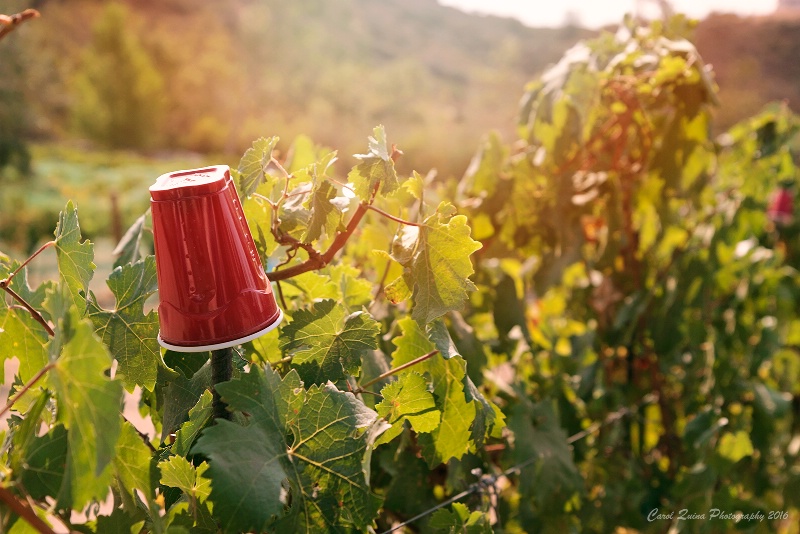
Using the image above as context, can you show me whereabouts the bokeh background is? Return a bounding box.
[1,0,799,296]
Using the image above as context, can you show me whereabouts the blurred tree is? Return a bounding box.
[71,2,164,149]
[0,30,31,176]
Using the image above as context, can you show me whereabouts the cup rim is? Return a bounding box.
[157,308,284,353]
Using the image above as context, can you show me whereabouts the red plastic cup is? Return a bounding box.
[149,165,283,352]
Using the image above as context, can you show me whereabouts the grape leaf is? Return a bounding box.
[171,390,213,456]
[508,401,582,511]
[196,365,387,533]
[160,455,211,504]
[429,320,505,442]
[290,148,338,182]
[114,422,157,504]
[10,391,50,474]
[113,211,147,268]
[280,299,380,385]
[238,136,279,199]
[404,170,426,200]
[50,308,123,510]
[88,256,165,391]
[418,355,475,467]
[348,125,399,200]
[19,424,68,500]
[391,316,436,368]
[391,318,476,465]
[327,263,374,310]
[54,201,95,312]
[193,420,284,533]
[429,502,493,533]
[388,203,482,324]
[303,180,343,242]
[0,310,49,383]
[282,271,338,302]
[279,183,312,237]
[464,373,505,442]
[0,261,54,383]
[375,372,440,446]
[717,431,754,463]
[460,131,507,198]
[162,361,212,440]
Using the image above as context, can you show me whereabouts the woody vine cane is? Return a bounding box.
[149,166,284,419]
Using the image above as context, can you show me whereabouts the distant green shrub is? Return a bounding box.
[0,38,31,176]
[71,3,165,149]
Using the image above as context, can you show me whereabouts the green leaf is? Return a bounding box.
[327,264,374,310]
[418,356,476,466]
[113,211,147,268]
[171,390,213,456]
[282,271,338,302]
[391,318,476,465]
[463,374,505,442]
[88,256,164,391]
[429,502,493,533]
[114,422,157,503]
[303,180,343,242]
[404,170,426,200]
[375,372,441,446]
[384,275,412,305]
[162,362,212,441]
[238,136,279,198]
[508,401,582,512]
[159,455,211,504]
[214,359,304,432]
[193,420,285,533]
[428,312,504,442]
[0,308,49,384]
[391,317,436,368]
[717,431,754,463]
[10,391,50,473]
[19,424,68,500]
[284,134,321,173]
[54,201,95,312]
[461,131,506,198]
[389,204,482,323]
[348,125,399,200]
[50,308,123,510]
[197,366,387,533]
[280,299,380,385]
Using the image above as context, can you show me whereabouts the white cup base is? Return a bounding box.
[157,309,284,353]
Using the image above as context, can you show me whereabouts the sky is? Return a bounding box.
[438,0,781,28]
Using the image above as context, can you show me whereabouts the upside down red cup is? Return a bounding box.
[149,165,283,352]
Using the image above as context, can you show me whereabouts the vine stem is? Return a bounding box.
[0,362,55,418]
[269,355,293,368]
[0,285,54,337]
[0,8,40,41]
[267,186,377,282]
[354,350,438,394]
[1,241,57,337]
[0,487,55,534]
[210,348,233,421]
[366,205,423,227]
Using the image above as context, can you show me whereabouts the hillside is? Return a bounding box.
[695,12,800,132]
[5,0,800,176]
[0,0,592,177]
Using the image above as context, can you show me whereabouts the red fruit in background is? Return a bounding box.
[767,187,794,225]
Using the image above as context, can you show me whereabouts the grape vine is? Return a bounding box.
[1,13,799,534]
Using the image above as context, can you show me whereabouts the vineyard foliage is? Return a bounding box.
[2,16,800,533]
